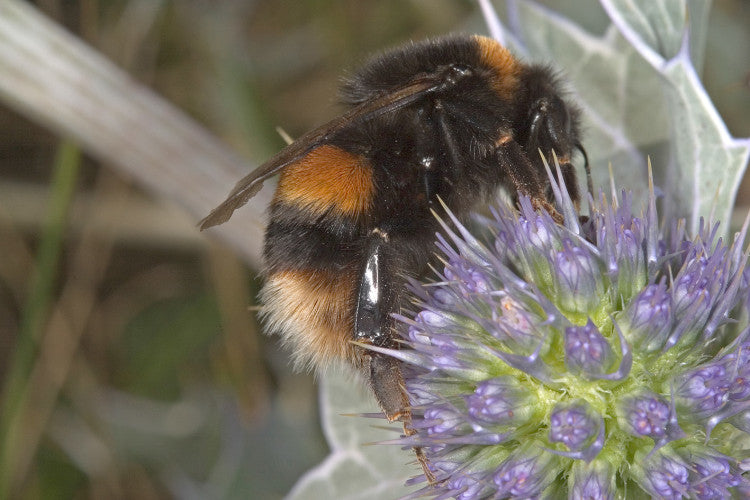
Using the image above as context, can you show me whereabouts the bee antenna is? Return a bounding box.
[575,141,593,197]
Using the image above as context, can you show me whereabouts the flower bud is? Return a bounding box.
[671,253,719,342]
[632,448,690,499]
[490,296,540,351]
[493,443,558,498]
[726,343,750,402]
[518,215,555,251]
[676,446,745,499]
[674,362,731,416]
[568,461,615,500]
[466,376,536,428]
[564,320,614,377]
[422,405,467,437]
[444,473,488,500]
[548,400,600,451]
[623,282,672,353]
[444,258,491,296]
[618,391,671,439]
[552,241,603,314]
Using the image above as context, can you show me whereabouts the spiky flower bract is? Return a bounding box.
[378,168,750,498]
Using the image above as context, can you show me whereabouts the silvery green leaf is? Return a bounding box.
[601,0,750,233]
[498,0,662,209]
[286,371,420,500]
[597,0,686,64]
[598,0,710,70]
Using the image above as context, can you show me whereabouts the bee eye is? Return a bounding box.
[528,96,570,145]
[527,99,547,141]
[548,96,572,135]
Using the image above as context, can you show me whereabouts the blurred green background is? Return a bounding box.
[0,1,748,499]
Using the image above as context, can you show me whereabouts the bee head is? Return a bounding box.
[522,69,580,156]
[517,65,586,199]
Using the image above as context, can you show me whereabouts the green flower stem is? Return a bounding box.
[0,141,80,499]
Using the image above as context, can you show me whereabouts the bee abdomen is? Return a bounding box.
[260,268,359,371]
[274,145,375,218]
[260,144,375,371]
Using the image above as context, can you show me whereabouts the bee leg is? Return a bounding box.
[496,140,564,222]
[575,142,593,199]
[370,354,436,483]
[354,228,436,484]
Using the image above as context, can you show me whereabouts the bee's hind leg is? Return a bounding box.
[369,353,435,483]
[354,227,436,484]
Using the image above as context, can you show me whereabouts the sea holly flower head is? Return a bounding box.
[381,169,750,498]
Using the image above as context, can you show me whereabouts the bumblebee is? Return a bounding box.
[201,34,586,479]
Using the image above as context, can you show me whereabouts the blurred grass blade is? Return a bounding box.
[0,141,80,499]
[0,0,267,266]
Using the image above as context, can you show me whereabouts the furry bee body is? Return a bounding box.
[201,34,585,480]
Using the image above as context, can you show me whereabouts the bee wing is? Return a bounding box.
[198,76,443,230]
